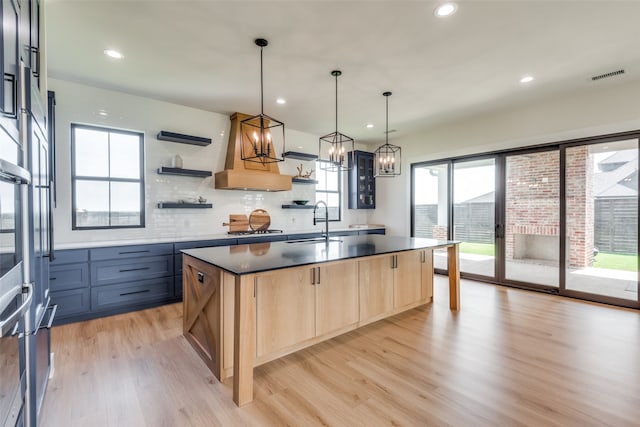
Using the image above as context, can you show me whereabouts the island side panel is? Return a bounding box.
[234,273,256,406]
[447,244,460,310]
[182,255,224,379]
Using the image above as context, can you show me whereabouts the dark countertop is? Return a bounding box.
[182,235,459,275]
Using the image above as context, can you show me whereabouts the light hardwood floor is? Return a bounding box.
[40,277,640,426]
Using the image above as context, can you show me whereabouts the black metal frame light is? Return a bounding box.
[319,70,354,172]
[241,38,285,164]
[375,91,401,177]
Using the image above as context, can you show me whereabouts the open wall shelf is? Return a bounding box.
[292,177,318,184]
[157,202,213,209]
[157,130,211,146]
[157,167,212,178]
[284,151,318,161]
[281,204,315,209]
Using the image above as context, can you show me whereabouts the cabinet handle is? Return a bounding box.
[31,47,40,78]
[118,250,151,255]
[119,267,150,273]
[317,267,321,284]
[311,267,316,285]
[3,73,17,117]
[197,272,204,283]
[421,251,425,263]
[119,289,150,297]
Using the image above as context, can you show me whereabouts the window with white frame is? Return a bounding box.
[315,160,341,221]
[71,124,145,229]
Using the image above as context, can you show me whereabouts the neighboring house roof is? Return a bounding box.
[596,183,638,198]
[594,150,638,198]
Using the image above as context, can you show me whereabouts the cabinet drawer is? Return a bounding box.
[50,249,89,265]
[50,263,89,291]
[91,255,173,287]
[91,277,173,311]
[50,288,90,319]
[90,243,173,261]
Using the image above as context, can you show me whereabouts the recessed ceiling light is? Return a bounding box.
[520,75,534,83]
[97,110,108,116]
[104,49,124,59]
[276,98,286,104]
[366,123,374,129]
[435,2,458,17]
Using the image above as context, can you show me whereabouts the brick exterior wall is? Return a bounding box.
[505,148,593,268]
[506,151,560,261]
[566,146,595,268]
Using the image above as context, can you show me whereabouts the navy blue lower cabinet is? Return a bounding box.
[91,277,174,311]
[49,263,89,292]
[50,288,90,320]
[90,243,173,262]
[91,255,174,287]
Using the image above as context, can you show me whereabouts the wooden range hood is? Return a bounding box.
[214,112,292,191]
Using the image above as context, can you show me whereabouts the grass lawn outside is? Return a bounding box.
[593,252,638,272]
[459,242,637,272]
[459,242,495,256]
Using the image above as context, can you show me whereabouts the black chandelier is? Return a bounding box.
[374,91,401,177]
[318,70,354,172]
[241,38,285,164]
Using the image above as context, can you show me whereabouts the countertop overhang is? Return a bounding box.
[182,235,459,276]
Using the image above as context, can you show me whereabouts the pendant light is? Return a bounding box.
[318,70,354,172]
[241,38,285,164]
[375,91,401,177]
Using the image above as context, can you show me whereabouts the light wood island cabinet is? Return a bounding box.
[315,261,359,336]
[255,266,315,358]
[182,236,460,406]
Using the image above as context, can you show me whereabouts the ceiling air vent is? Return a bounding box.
[591,69,625,81]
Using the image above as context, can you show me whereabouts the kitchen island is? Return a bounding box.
[181,235,460,406]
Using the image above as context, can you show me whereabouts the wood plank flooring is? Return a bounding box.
[40,277,640,426]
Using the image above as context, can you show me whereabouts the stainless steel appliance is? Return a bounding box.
[0,131,33,427]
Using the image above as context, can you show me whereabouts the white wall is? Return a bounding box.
[370,78,640,236]
[50,78,369,247]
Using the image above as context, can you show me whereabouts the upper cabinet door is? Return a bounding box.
[348,150,376,209]
[1,0,20,133]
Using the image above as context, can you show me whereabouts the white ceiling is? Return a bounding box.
[46,0,640,145]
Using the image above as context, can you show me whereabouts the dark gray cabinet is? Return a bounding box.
[348,150,376,209]
[49,249,89,321]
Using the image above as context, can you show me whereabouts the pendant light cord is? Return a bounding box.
[385,94,389,145]
[260,45,264,115]
[335,72,338,134]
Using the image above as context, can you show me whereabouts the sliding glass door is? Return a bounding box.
[413,162,449,270]
[563,139,638,302]
[504,150,560,287]
[453,158,496,278]
[411,132,640,308]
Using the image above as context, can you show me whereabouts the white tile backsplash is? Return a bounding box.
[50,79,372,247]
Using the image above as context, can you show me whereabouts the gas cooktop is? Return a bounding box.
[227,229,283,235]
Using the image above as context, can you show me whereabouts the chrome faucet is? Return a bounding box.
[313,200,329,244]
